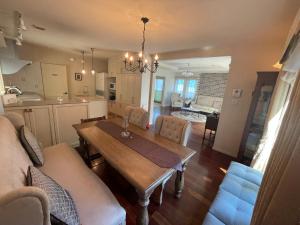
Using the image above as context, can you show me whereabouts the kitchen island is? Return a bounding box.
[4,96,107,147]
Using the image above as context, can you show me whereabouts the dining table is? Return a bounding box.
[73,117,196,225]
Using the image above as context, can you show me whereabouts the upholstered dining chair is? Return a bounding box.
[125,106,149,130]
[155,115,191,147]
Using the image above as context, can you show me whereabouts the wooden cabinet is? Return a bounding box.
[52,103,88,146]
[5,105,55,147]
[108,54,150,117]
[238,72,278,164]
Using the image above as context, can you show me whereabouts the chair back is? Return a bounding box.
[125,106,149,129]
[155,115,191,146]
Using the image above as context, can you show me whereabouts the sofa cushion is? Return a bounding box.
[227,162,263,186]
[196,95,214,107]
[202,212,225,225]
[27,166,80,225]
[0,116,33,197]
[209,189,254,225]
[20,126,44,166]
[213,100,223,111]
[40,143,126,225]
[220,173,259,205]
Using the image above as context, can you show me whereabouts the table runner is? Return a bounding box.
[96,121,182,171]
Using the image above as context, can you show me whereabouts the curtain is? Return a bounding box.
[250,72,294,172]
[251,71,300,225]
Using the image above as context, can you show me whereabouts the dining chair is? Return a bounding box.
[125,106,149,129]
[154,115,191,147]
[80,116,106,166]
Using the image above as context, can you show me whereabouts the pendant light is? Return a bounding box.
[81,51,86,74]
[91,48,95,75]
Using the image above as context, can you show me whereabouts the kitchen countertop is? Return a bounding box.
[4,96,107,108]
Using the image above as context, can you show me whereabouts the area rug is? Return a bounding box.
[171,111,207,123]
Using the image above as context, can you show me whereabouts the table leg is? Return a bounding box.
[151,177,170,205]
[136,191,152,225]
[175,163,187,199]
[79,135,84,148]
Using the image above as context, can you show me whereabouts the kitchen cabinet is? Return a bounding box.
[5,99,107,147]
[52,103,88,147]
[5,105,55,147]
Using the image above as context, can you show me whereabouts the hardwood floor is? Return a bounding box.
[92,106,234,225]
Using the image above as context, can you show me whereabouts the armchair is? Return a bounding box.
[171,93,184,109]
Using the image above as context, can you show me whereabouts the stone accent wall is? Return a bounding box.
[197,73,228,98]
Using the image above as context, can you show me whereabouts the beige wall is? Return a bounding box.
[159,42,282,157]
[3,42,108,96]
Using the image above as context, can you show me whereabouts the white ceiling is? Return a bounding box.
[0,0,299,56]
[161,56,232,73]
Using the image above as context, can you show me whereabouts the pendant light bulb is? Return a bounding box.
[81,51,86,75]
[91,48,95,75]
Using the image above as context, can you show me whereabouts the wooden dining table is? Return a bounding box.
[73,117,196,225]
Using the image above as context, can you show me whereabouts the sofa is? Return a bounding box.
[191,95,223,113]
[202,162,263,225]
[0,113,126,225]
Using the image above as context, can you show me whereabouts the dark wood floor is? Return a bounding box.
[92,106,234,225]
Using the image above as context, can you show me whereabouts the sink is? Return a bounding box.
[17,93,43,102]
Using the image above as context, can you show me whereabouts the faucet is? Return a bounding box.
[5,86,23,96]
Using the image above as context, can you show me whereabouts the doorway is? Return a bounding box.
[154,77,165,104]
[41,63,68,98]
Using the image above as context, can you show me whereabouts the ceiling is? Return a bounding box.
[0,0,299,56]
[161,56,232,73]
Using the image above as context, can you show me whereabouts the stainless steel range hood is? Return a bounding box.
[0,40,31,75]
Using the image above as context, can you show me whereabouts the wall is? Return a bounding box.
[3,42,108,96]
[154,66,175,106]
[158,42,282,157]
[197,73,228,98]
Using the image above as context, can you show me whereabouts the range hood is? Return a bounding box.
[0,40,31,74]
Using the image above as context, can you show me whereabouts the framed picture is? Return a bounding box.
[75,73,82,81]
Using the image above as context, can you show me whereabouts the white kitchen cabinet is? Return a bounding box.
[52,103,88,147]
[88,100,107,118]
[5,105,56,147]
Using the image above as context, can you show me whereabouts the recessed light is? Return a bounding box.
[32,24,46,31]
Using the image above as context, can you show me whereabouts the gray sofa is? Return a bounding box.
[0,113,126,225]
[202,162,263,225]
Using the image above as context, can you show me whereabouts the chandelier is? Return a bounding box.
[123,17,159,74]
[181,63,194,77]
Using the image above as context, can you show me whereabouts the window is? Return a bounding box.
[154,77,165,103]
[175,79,185,95]
[185,79,197,99]
[0,67,4,95]
[174,78,197,99]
